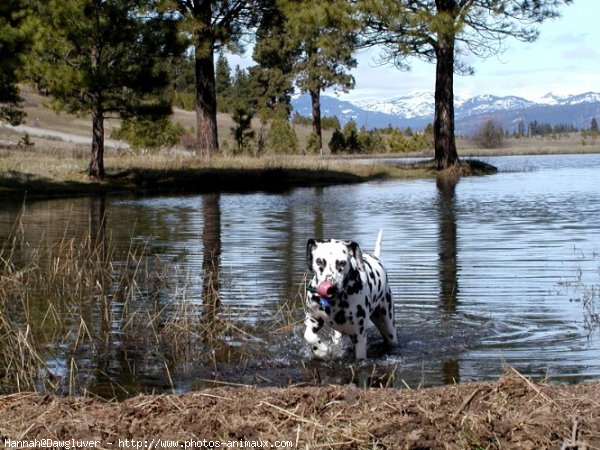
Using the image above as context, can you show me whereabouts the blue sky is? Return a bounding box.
[229,0,599,101]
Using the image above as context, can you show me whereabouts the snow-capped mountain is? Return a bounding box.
[354,90,442,119]
[457,95,535,116]
[290,91,600,134]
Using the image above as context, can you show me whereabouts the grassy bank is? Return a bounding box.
[2,89,598,200]
[0,129,500,201]
[0,147,413,201]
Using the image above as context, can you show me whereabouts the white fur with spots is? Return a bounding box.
[304,230,398,360]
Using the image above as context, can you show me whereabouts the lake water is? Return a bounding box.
[1,153,599,396]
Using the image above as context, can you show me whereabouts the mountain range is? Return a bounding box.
[291,91,600,135]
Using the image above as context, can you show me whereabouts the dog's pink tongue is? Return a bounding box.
[316,281,337,298]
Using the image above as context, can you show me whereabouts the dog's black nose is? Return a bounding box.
[325,284,338,296]
[317,280,338,298]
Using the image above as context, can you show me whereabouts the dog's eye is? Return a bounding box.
[336,260,347,272]
[316,258,326,269]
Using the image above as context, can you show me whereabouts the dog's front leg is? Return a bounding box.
[304,314,330,360]
[352,332,368,361]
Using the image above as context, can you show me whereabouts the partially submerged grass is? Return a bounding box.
[0,210,307,396]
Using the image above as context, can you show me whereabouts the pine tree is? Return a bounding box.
[342,120,360,153]
[229,66,256,113]
[360,0,573,170]
[158,1,262,157]
[25,0,182,179]
[215,53,233,113]
[250,0,297,121]
[0,0,29,125]
[231,102,255,153]
[269,118,298,153]
[328,129,346,154]
[282,0,358,152]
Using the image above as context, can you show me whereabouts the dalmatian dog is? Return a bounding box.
[304,229,398,360]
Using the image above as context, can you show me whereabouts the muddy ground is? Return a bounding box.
[1,369,599,449]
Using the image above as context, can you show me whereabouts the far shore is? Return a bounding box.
[1,121,599,202]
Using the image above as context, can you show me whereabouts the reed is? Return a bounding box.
[0,212,312,395]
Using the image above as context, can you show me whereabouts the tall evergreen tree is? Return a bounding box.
[0,0,29,125]
[360,0,572,170]
[282,0,358,151]
[25,0,182,179]
[215,53,232,97]
[215,52,232,112]
[250,0,297,120]
[229,65,256,112]
[158,0,262,157]
[171,53,196,109]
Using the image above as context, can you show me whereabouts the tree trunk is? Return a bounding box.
[433,3,460,171]
[310,88,322,153]
[89,42,105,179]
[89,106,105,179]
[194,1,219,157]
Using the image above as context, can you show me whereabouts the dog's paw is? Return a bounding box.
[310,343,333,360]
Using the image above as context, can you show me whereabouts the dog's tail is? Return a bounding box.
[374,228,383,258]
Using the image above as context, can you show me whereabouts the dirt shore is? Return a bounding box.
[1,370,598,449]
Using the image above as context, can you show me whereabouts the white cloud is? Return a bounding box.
[223,0,600,101]
[347,0,600,100]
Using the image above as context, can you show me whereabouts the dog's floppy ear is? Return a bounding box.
[347,241,365,271]
[306,239,318,270]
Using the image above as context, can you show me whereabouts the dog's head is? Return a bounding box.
[306,239,364,295]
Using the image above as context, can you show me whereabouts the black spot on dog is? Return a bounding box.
[312,346,318,351]
[356,304,366,318]
[346,274,363,295]
[334,310,346,325]
[359,318,364,326]
[339,300,349,309]
[372,305,386,319]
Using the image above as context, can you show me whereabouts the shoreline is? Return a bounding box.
[1,370,599,449]
[0,145,498,203]
[2,120,599,202]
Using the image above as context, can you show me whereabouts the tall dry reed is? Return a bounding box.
[0,212,306,396]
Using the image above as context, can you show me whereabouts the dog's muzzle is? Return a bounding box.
[316,280,338,298]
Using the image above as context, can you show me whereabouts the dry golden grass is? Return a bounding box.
[1,370,599,449]
[457,133,600,156]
